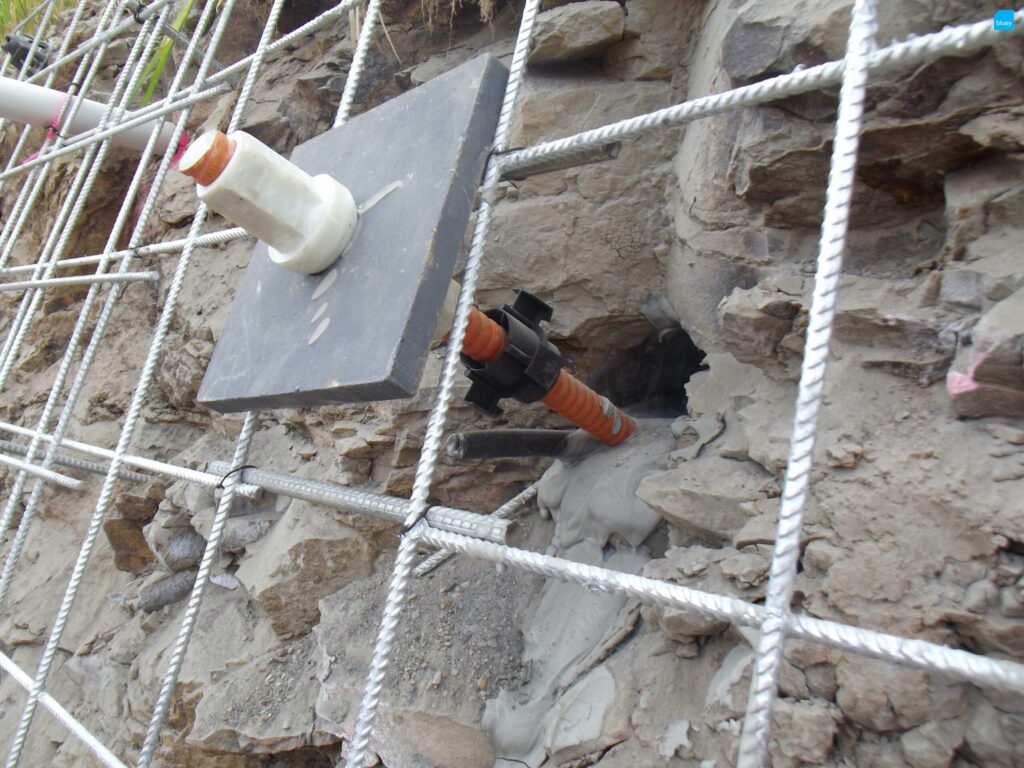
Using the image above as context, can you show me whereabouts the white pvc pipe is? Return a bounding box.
[0,75,176,154]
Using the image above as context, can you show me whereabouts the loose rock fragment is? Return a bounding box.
[236,503,376,638]
[528,1,625,64]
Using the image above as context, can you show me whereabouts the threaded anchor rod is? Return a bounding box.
[462,306,636,446]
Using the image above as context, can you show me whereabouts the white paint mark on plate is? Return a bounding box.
[308,317,330,345]
[358,180,402,215]
[312,269,337,301]
[311,303,328,324]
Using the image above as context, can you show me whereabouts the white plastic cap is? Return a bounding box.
[181,130,358,274]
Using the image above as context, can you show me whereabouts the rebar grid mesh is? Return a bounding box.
[0,1,1020,767]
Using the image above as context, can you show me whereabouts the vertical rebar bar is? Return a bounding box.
[333,0,382,127]
[135,413,257,766]
[344,2,542,764]
[736,2,878,765]
[1,0,242,758]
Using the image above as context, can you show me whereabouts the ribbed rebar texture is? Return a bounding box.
[0,0,94,193]
[137,0,291,755]
[136,412,257,766]
[22,0,176,85]
[0,0,124,268]
[414,528,1024,693]
[0,271,159,292]
[0,227,248,277]
[0,651,127,768]
[0,421,261,498]
[0,0,366,179]
[497,11,1023,179]
[1,10,172,764]
[0,1,167,613]
[0,439,150,484]
[334,0,382,127]
[414,482,538,577]
[0,0,163,382]
[0,453,83,490]
[0,1,1021,763]
[205,462,510,543]
[737,2,877,766]
[1,0,243,758]
[344,2,543,765]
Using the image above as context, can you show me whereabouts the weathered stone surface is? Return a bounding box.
[236,502,377,638]
[528,1,624,65]
[187,636,337,755]
[835,656,966,733]
[832,276,957,353]
[603,0,702,81]
[643,546,768,643]
[719,282,806,380]
[5,2,1024,766]
[947,372,1024,420]
[770,698,841,767]
[138,569,198,613]
[968,288,1024,388]
[157,337,214,410]
[113,480,165,521]
[721,0,850,86]
[947,288,1024,418]
[965,699,1022,768]
[103,517,155,574]
[960,108,1024,152]
[945,155,1024,246]
[157,527,206,572]
[900,720,964,768]
[638,456,767,543]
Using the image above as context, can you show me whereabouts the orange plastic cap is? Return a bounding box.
[179,130,236,186]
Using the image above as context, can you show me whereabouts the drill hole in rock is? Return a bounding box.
[585,328,707,418]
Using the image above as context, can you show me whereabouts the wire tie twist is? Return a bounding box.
[132,1,149,24]
[215,463,255,489]
[400,509,428,535]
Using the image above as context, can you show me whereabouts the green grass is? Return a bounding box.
[2,0,194,109]
[1,0,72,39]
[137,0,196,105]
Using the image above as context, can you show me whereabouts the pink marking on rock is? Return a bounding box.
[946,370,979,397]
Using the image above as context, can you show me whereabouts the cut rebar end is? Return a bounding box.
[179,130,235,186]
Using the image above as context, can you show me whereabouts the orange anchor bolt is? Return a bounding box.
[455,292,636,447]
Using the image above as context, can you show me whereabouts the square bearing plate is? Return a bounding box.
[198,54,508,412]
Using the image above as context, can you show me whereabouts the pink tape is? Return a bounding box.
[170,130,190,166]
[21,93,70,165]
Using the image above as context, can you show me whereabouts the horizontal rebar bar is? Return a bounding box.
[414,482,538,577]
[0,439,149,484]
[0,453,83,490]
[0,422,262,499]
[0,86,230,178]
[205,462,511,544]
[497,11,1024,178]
[31,79,233,160]
[1,0,367,181]
[0,272,159,292]
[418,526,1024,694]
[206,0,361,86]
[24,0,177,85]
[0,228,248,278]
[0,650,127,768]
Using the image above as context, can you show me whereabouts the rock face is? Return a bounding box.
[235,503,377,638]
[638,455,769,543]
[2,0,1023,766]
[947,287,1024,418]
[527,1,625,65]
